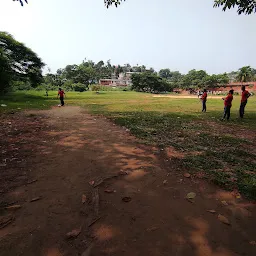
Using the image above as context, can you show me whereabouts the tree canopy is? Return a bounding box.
[213,0,256,15]
[0,32,44,93]
[131,73,171,93]
[236,66,253,82]
[15,0,256,14]
[14,0,28,7]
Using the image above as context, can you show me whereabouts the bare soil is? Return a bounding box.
[0,106,255,256]
[152,95,224,99]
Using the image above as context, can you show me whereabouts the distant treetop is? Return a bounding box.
[213,0,256,15]
[15,0,256,14]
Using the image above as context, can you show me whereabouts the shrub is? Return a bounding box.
[72,83,88,92]
[62,80,74,91]
[91,85,101,91]
[12,81,32,91]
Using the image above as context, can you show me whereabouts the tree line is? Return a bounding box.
[40,61,256,93]
[131,67,256,93]
[1,31,256,94]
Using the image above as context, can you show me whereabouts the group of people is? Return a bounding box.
[200,85,251,120]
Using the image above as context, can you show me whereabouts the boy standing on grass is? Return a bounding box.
[221,89,234,121]
[201,89,207,112]
[239,85,251,118]
[57,88,65,106]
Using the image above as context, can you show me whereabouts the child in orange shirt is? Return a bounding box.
[239,85,251,118]
[201,89,207,112]
[221,89,234,121]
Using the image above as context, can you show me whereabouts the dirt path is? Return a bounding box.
[0,106,255,256]
[153,95,224,99]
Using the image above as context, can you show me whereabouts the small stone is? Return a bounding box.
[184,173,191,178]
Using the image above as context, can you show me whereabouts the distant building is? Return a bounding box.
[99,72,140,86]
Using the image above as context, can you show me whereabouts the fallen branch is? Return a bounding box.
[27,179,38,184]
[88,216,102,227]
[92,188,99,216]
[0,215,15,229]
[30,196,42,202]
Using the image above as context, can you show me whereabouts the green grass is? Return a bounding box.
[1,90,256,199]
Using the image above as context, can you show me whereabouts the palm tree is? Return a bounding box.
[236,66,253,83]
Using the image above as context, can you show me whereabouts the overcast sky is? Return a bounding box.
[1,0,255,74]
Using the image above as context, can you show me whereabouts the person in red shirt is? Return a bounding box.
[221,89,234,121]
[239,85,251,118]
[57,88,65,106]
[201,89,208,112]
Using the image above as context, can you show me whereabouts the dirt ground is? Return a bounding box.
[0,106,255,256]
[152,95,224,99]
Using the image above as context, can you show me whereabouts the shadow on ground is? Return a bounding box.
[0,106,255,256]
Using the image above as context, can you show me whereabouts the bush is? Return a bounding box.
[61,80,74,91]
[72,83,88,92]
[123,86,132,91]
[12,81,32,91]
[91,85,101,91]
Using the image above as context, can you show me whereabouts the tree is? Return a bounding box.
[159,69,172,79]
[237,66,253,83]
[203,73,229,88]
[236,66,253,82]
[131,73,170,93]
[14,0,28,7]
[0,51,11,93]
[0,32,44,93]
[213,0,256,15]
[104,0,125,8]
[251,68,256,80]
[159,70,183,86]
[181,69,208,89]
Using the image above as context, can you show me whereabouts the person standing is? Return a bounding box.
[239,85,251,118]
[57,88,65,106]
[201,89,208,112]
[221,89,234,121]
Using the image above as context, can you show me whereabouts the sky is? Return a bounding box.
[0,0,256,74]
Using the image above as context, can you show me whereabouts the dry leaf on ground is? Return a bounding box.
[207,210,216,214]
[104,189,115,193]
[163,180,168,185]
[186,192,196,199]
[146,227,158,232]
[89,181,95,186]
[82,195,87,204]
[30,197,42,202]
[119,170,129,175]
[184,173,191,178]
[221,200,228,206]
[231,190,241,199]
[122,197,132,203]
[218,214,230,225]
[5,205,22,211]
[249,241,256,245]
[66,228,81,239]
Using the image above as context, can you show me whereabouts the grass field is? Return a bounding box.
[1,91,256,199]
